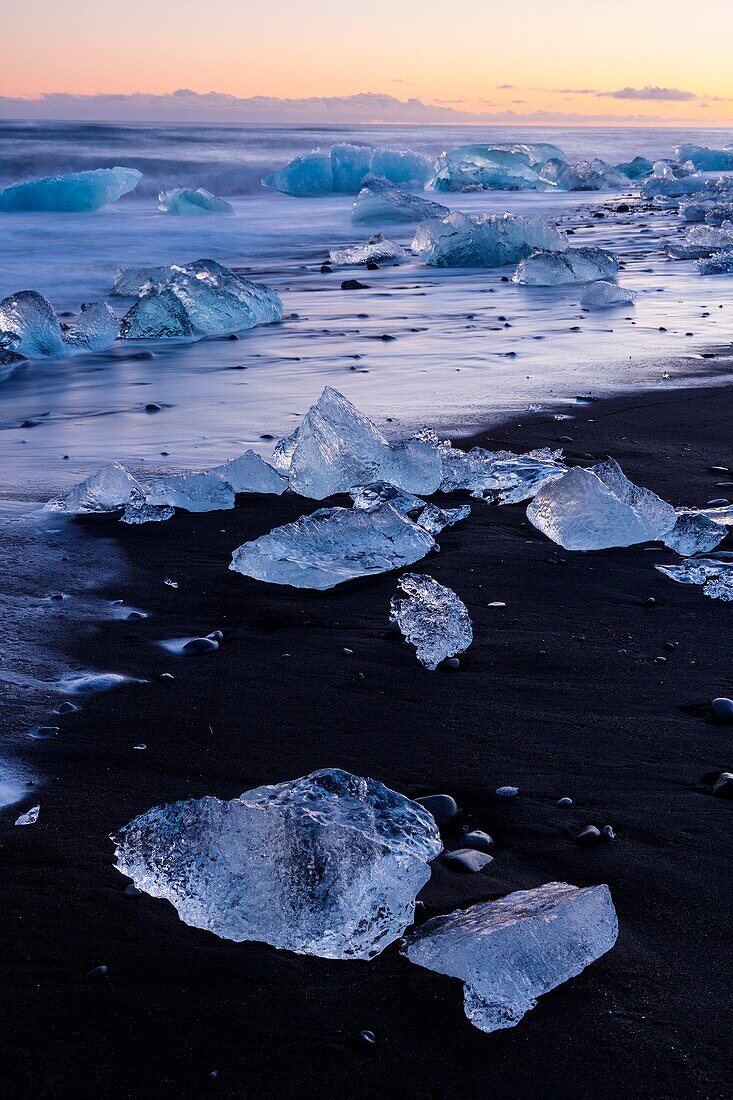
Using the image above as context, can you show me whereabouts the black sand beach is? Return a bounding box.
[2,381,732,1099]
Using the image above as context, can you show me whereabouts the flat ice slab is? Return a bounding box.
[402,882,618,1033]
[113,768,442,959]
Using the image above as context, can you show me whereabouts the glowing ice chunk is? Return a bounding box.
[0,167,141,212]
[413,211,567,268]
[158,188,234,215]
[63,301,119,350]
[352,177,448,224]
[44,462,141,514]
[580,281,637,309]
[514,247,618,286]
[0,290,65,358]
[329,234,407,266]
[390,573,472,669]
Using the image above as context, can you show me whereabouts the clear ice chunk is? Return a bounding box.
[0,167,141,212]
[439,444,566,503]
[15,804,40,826]
[0,290,65,358]
[402,882,618,1033]
[615,156,654,180]
[537,158,627,191]
[697,248,733,275]
[663,512,727,556]
[146,471,236,513]
[431,143,567,192]
[514,247,618,286]
[390,573,473,669]
[120,487,175,525]
[230,502,435,590]
[413,211,567,268]
[352,177,448,225]
[667,223,733,259]
[112,767,442,959]
[329,234,407,266]
[656,557,733,600]
[370,146,432,189]
[641,175,707,199]
[44,462,141,514]
[580,281,637,309]
[284,387,442,500]
[111,264,172,297]
[417,503,471,535]
[62,301,119,351]
[120,259,282,339]
[350,482,426,516]
[527,460,676,550]
[209,450,287,495]
[265,145,432,196]
[158,188,234,215]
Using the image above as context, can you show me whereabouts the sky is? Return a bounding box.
[1,0,732,125]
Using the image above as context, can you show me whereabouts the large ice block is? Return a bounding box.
[44,462,141,514]
[0,290,65,358]
[0,167,141,212]
[537,158,627,191]
[113,768,442,959]
[263,151,334,196]
[209,450,287,495]
[439,443,566,503]
[370,146,432,188]
[390,573,473,669]
[675,144,733,171]
[432,143,567,192]
[662,512,727,556]
[514,247,618,286]
[352,177,448,224]
[230,502,435,589]
[402,882,618,1033]
[264,145,433,196]
[413,211,567,268]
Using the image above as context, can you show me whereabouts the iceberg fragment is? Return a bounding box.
[146,472,236,513]
[44,462,141,514]
[371,147,433,188]
[417,503,471,535]
[329,233,407,266]
[111,264,172,297]
[331,143,373,192]
[390,573,472,669]
[283,387,442,499]
[413,211,567,268]
[641,175,707,200]
[350,481,426,516]
[230,502,435,590]
[401,882,618,1033]
[113,768,442,959]
[697,249,733,275]
[62,301,119,351]
[263,151,334,196]
[580,281,637,309]
[439,444,566,503]
[120,488,175,526]
[0,290,65,359]
[431,143,567,192]
[656,558,733,601]
[527,460,676,550]
[675,144,733,172]
[514,247,618,286]
[663,512,726,556]
[667,223,733,259]
[120,259,282,339]
[538,158,627,192]
[352,177,448,225]
[615,156,654,180]
[0,167,141,212]
[209,450,287,495]
[158,188,234,215]
[264,145,433,196]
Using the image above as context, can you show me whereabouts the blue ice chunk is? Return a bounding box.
[371,147,432,188]
[538,158,627,191]
[615,156,654,180]
[63,301,119,351]
[158,188,234,215]
[0,290,65,358]
[514,247,618,286]
[432,143,566,192]
[641,174,708,199]
[0,167,141,212]
[263,151,333,196]
[676,144,733,171]
[413,211,567,268]
[331,144,373,192]
[352,177,448,224]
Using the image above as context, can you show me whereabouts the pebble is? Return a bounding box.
[86,965,108,979]
[496,786,518,798]
[442,849,494,873]
[28,726,59,740]
[57,701,78,714]
[343,647,353,655]
[159,672,175,681]
[127,611,146,621]
[711,697,733,722]
[602,825,616,840]
[341,279,368,290]
[444,657,460,670]
[207,630,224,642]
[712,772,733,798]
[416,793,459,826]
[556,797,573,807]
[145,403,163,413]
[358,1030,376,1049]
[124,884,142,898]
[488,601,506,608]
[576,825,602,845]
[461,829,494,853]
[182,637,219,654]
[320,264,332,273]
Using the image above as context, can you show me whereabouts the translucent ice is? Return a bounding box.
[350,482,426,516]
[527,460,676,550]
[265,145,432,196]
[538,158,627,192]
[113,768,442,958]
[580,281,637,309]
[15,805,40,826]
[146,471,236,513]
[697,249,733,275]
[111,264,172,297]
[329,234,407,266]
[331,143,373,192]
[514,247,618,286]
[230,502,435,590]
[413,211,567,268]
[120,259,282,339]
[62,301,119,351]
[209,450,287,495]
[352,178,448,225]
[616,156,654,180]
[439,444,566,503]
[0,167,141,212]
[656,557,733,600]
[158,188,234,215]
[432,143,567,192]
[120,488,175,526]
[402,882,617,1033]
[263,151,334,196]
[0,290,65,358]
[390,573,472,669]
[371,147,432,188]
[675,144,733,171]
[667,223,733,259]
[641,175,707,199]
[44,462,141,514]
[417,503,471,535]
[663,512,727,556]
[283,387,442,499]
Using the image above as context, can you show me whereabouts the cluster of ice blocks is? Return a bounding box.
[0,290,118,359]
[431,143,568,192]
[263,143,433,196]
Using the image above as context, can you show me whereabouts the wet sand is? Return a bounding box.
[2,381,732,1098]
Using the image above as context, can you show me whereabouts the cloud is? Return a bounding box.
[495,84,515,90]
[599,85,697,101]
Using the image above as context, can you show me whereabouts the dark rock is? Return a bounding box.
[576,825,602,845]
[182,637,219,654]
[556,796,573,807]
[86,966,108,979]
[711,697,733,723]
[444,657,460,670]
[358,1030,376,1048]
[124,884,142,898]
[461,829,494,853]
[442,848,493,873]
[341,279,368,290]
[712,772,733,798]
[416,793,459,826]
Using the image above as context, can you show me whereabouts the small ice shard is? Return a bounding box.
[675,144,733,171]
[417,503,471,535]
[667,223,733,260]
[697,249,733,275]
[120,259,282,339]
[111,264,172,297]
[62,301,119,351]
[580,281,637,310]
[146,472,236,513]
[0,167,141,212]
[0,290,65,358]
[402,882,617,1033]
[352,177,448,225]
[158,188,234,215]
[283,387,442,500]
[413,211,567,268]
[15,805,40,826]
[656,557,733,600]
[350,482,426,516]
[439,443,566,504]
[663,513,727,556]
[390,573,472,669]
[230,502,435,590]
[329,234,407,266]
[44,462,141,514]
[431,143,567,192]
[514,247,618,286]
[679,503,733,526]
[112,768,442,959]
[616,156,654,180]
[264,151,334,196]
[527,460,676,550]
[701,573,733,601]
[537,158,627,191]
[120,487,175,525]
[209,450,287,495]
[59,672,137,694]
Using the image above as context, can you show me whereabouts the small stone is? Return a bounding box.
[601,825,616,840]
[576,825,601,845]
[442,849,494,873]
[488,601,506,608]
[712,772,733,798]
[207,630,224,642]
[126,611,146,621]
[159,672,175,681]
[642,597,657,608]
[341,279,368,290]
[28,726,59,740]
[444,657,460,670]
[182,637,219,654]
[320,264,332,274]
[556,797,573,807]
[343,647,353,655]
[358,1030,376,1048]
[86,965,108,979]
[124,884,142,897]
[415,793,459,827]
[461,829,494,853]
[496,786,518,798]
[145,403,163,413]
[57,701,78,714]
[711,698,733,723]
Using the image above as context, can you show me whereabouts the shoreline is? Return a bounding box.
[3,380,732,1097]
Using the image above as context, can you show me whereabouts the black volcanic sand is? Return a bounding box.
[3,384,733,1099]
